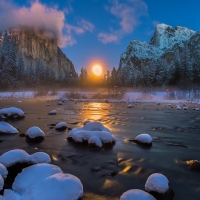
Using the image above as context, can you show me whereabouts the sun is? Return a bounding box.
[92,64,102,76]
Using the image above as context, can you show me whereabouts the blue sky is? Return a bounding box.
[3,0,200,73]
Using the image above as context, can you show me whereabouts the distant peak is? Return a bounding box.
[156,23,172,29]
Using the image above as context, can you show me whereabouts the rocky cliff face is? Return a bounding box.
[119,23,199,70]
[3,27,76,77]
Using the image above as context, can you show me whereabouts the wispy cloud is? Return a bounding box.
[98,0,148,44]
[66,19,94,35]
[0,0,94,47]
[98,31,121,44]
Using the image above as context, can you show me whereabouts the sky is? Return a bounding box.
[1,0,200,73]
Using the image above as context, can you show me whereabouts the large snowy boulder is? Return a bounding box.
[0,150,51,168]
[68,122,116,147]
[0,164,8,179]
[0,122,19,134]
[55,122,67,131]
[20,173,83,200]
[120,189,156,200]
[0,107,25,119]
[145,173,174,200]
[0,150,29,167]
[12,164,63,194]
[134,134,153,146]
[26,126,45,142]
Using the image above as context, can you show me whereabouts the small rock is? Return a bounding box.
[188,160,200,171]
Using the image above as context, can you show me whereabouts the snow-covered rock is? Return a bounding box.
[55,122,67,131]
[29,152,51,164]
[61,98,68,102]
[183,106,188,110]
[12,163,63,194]
[68,122,116,147]
[0,107,24,119]
[0,164,8,179]
[120,189,156,200]
[176,105,181,110]
[20,173,83,200]
[49,110,57,115]
[26,126,45,139]
[0,150,29,167]
[0,122,19,134]
[0,175,4,190]
[134,134,152,146]
[0,150,51,167]
[57,101,63,105]
[195,108,199,111]
[145,173,169,194]
[127,104,133,108]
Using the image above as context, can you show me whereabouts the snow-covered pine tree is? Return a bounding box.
[0,32,17,88]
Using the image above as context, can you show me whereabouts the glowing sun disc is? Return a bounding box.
[92,64,102,76]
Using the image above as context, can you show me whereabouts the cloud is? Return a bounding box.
[98,31,121,44]
[98,0,148,44]
[66,19,94,35]
[0,0,94,47]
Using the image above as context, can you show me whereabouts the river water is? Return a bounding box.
[0,99,200,200]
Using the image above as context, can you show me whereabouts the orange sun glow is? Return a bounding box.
[92,64,102,76]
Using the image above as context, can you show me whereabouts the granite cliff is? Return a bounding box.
[0,27,76,77]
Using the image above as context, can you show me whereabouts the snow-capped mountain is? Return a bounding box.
[150,24,195,50]
[118,24,200,87]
